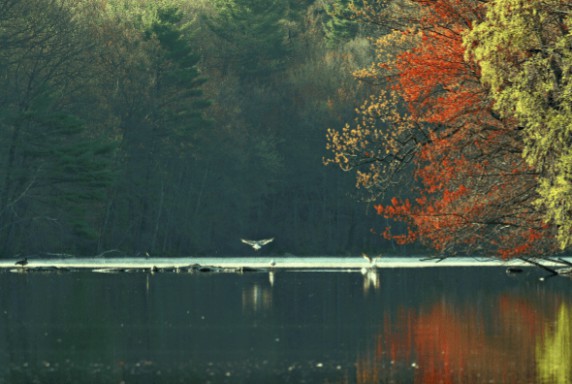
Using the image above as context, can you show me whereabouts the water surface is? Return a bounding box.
[0,267,570,383]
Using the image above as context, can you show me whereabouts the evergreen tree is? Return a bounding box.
[322,0,360,44]
[101,4,212,254]
[206,0,290,81]
[0,95,115,255]
[0,0,116,255]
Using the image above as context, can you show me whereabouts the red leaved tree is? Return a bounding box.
[326,0,557,257]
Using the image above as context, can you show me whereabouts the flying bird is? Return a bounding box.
[241,238,274,251]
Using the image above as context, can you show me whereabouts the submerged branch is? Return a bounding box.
[519,257,556,274]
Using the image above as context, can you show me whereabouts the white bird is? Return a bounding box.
[362,253,380,266]
[241,238,274,251]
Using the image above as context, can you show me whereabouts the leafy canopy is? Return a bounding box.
[464,0,572,249]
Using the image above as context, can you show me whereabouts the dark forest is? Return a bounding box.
[0,0,394,257]
[2,0,571,259]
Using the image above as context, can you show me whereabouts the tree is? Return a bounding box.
[0,99,114,253]
[0,0,397,256]
[92,2,213,254]
[464,0,572,249]
[205,0,290,81]
[321,0,361,45]
[0,0,115,255]
[326,0,558,257]
[191,0,386,254]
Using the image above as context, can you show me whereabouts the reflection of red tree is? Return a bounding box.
[357,295,562,384]
[498,295,544,339]
[414,304,484,384]
[385,309,416,363]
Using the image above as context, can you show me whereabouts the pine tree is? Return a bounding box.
[101,4,212,254]
[207,0,290,80]
[322,0,360,45]
[0,94,115,255]
[0,0,116,255]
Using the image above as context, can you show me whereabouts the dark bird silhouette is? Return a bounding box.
[506,267,524,274]
[15,258,28,267]
[241,238,274,251]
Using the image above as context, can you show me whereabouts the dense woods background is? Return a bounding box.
[0,0,393,257]
[1,0,570,258]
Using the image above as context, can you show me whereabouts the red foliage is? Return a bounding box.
[369,0,555,257]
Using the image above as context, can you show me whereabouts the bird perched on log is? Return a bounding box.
[15,258,28,267]
[241,238,274,251]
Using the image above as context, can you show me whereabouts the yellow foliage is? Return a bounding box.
[536,304,572,384]
[464,0,572,248]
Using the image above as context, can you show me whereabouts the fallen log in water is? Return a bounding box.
[519,256,572,280]
[0,256,565,274]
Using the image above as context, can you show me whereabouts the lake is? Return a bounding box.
[0,265,570,383]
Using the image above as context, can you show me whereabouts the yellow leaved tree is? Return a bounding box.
[464,0,572,249]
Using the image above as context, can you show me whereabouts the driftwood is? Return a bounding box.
[519,257,558,275]
[419,256,447,263]
[94,249,124,258]
[44,252,75,258]
[557,257,572,267]
[18,249,125,260]
[519,256,572,280]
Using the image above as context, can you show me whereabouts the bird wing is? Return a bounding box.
[259,238,274,246]
[241,239,256,246]
[362,253,372,262]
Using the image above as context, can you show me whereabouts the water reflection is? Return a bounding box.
[537,304,572,384]
[1,268,572,383]
[358,286,572,384]
[362,269,380,292]
[241,282,273,313]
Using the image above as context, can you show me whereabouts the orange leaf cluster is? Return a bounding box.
[326,0,558,257]
[402,1,555,255]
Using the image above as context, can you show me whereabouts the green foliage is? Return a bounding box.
[464,0,572,249]
[206,0,290,80]
[96,2,214,253]
[0,0,117,254]
[0,94,115,251]
[0,0,382,256]
[322,0,360,44]
[145,5,211,147]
